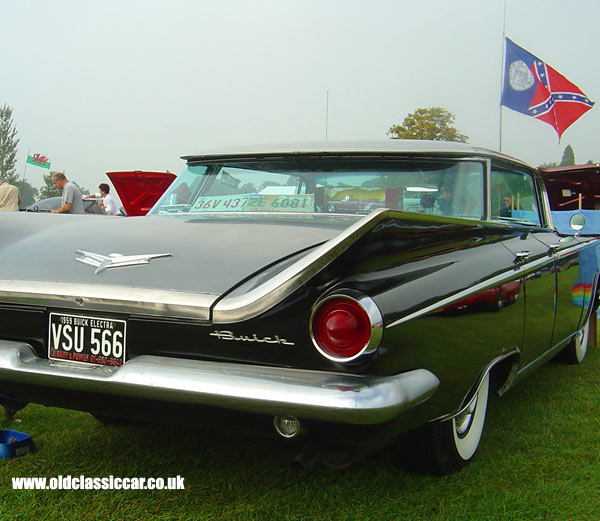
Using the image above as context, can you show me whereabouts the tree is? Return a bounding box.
[538,145,589,169]
[14,179,38,207]
[77,182,90,196]
[39,171,62,199]
[559,145,575,166]
[0,104,20,183]
[387,107,468,143]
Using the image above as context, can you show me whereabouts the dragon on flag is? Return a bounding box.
[26,153,51,169]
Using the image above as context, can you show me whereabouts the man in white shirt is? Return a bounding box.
[96,183,120,215]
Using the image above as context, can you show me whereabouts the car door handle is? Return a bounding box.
[514,251,530,262]
[548,237,575,250]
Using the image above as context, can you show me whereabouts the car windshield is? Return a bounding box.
[148,158,484,219]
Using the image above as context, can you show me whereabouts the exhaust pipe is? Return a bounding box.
[292,442,385,474]
[291,444,320,475]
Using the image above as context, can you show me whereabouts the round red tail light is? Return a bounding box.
[310,293,383,362]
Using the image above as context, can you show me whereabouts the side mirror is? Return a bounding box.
[569,213,586,234]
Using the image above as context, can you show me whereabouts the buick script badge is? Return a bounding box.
[210,330,295,346]
[76,250,172,274]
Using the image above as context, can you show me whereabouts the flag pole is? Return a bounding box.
[499,0,508,152]
[21,148,31,182]
[325,90,329,141]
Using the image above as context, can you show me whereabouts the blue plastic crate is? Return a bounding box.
[0,429,34,460]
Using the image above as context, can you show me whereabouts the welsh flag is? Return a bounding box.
[27,153,51,169]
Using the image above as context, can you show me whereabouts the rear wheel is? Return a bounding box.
[451,373,489,463]
[407,373,490,475]
[557,317,590,365]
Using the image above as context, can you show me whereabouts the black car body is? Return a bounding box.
[1,141,597,474]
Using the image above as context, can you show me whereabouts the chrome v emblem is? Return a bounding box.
[76,250,172,274]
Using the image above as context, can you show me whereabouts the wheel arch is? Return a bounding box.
[434,348,521,423]
[573,268,600,326]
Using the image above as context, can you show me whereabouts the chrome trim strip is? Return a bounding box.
[0,341,439,425]
[0,280,217,320]
[540,180,554,229]
[386,256,551,328]
[483,158,492,221]
[547,240,592,259]
[580,270,600,329]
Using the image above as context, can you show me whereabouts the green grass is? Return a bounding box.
[2,348,600,521]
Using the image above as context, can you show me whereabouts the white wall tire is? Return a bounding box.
[407,373,490,475]
[557,317,590,365]
[452,372,490,461]
[574,319,590,364]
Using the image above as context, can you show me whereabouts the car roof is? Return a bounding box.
[539,163,600,175]
[182,140,529,167]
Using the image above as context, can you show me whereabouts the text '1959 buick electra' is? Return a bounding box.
[0,140,598,474]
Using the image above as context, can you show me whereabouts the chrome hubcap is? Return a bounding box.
[575,326,587,361]
[455,395,477,438]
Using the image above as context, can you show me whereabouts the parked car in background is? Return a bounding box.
[325,194,385,213]
[539,163,600,212]
[0,140,598,475]
[24,171,176,216]
[539,163,600,234]
[25,196,107,215]
[107,170,176,216]
[539,163,600,331]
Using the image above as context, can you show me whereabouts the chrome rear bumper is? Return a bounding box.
[0,341,439,425]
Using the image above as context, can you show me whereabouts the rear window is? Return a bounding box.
[149,158,485,220]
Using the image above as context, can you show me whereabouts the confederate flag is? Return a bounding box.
[501,38,594,139]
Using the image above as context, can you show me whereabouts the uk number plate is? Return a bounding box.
[48,312,126,367]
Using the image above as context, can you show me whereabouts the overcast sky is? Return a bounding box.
[1,0,598,193]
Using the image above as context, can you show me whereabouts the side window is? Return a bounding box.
[450,167,483,219]
[491,167,541,225]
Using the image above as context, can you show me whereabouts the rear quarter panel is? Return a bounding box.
[328,215,526,424]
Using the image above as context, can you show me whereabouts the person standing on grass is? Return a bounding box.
[0,177,21,211]
[50,172,85,214]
